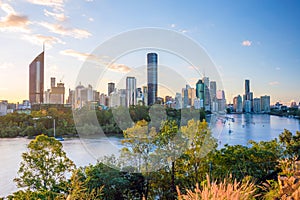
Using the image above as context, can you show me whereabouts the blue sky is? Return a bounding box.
[0,0,299,105]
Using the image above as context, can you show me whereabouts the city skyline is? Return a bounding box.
[0,0,300,104]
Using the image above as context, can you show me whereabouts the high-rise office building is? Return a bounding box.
[196,80,205,109]
[243,79,253,111]
[126,77,136,107]
[233,95,243,113]
[108,82,115,96]
[203,77,210,110]
[44,77,65,104]
[253,98,261,113]
[245,79,250,95]
[142,86,148,106]
[196,80,204,100]
[182,85,190,108]
[29,51,44,104]
[261,95,271,113]
[147,53,158,105]
[210,81,217,101]
[217,90,226,112]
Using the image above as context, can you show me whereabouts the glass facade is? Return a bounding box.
[147,53,158,105]
[29,51,44,104]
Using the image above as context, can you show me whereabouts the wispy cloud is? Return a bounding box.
[39,22,92,39]
[43,9,67,21]
[22,34,65,46]
[180,29,188,33]
[242,40,252,46]
[170,24,176,28]
[269,81,280,86]
[0,2,31,32]
[60,49,100,61]
[60,49,131,73]
[275,67,280,71]
[26,0,65,11]
[108,63,131,73]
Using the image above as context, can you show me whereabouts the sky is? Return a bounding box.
[0,0,300,105]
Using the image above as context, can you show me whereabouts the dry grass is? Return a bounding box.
[177,175,256,200]
[277,158,300,200]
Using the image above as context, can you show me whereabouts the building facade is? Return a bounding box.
[108,82,115,96]
[29,51,44,104]
[147,53,158,105]
[253,98,261,113]
[261,95,271,113]
[126,77,136,107]
[44,77,65,104]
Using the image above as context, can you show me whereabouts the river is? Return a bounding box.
[0,114,299,197]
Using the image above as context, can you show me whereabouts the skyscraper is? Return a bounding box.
[196,80,205,109]
[261,95,271,113]
[203,77,210,110]
[243,79,253,111]
[209,81,217,101]
[196,80,205,100]
[245,79,250,95]
[108,82,115,96]
[29,51,44,104]
[44,77,65,104]
[253,98,261,113]
[126,77,136,107]
[147,53,158,105]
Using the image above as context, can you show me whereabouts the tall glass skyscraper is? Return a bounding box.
[29,51,44,104]
[108,82,115,96]
[245,79,250,95]
[147,53,158,105]
[196,80,205,100]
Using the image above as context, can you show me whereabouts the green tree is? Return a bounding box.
[14,134,75,192]
[279,129,300,158]
[154,120,186,200]
[180,119,217,186]
[121,120,157,199]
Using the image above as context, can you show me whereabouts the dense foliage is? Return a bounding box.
[1,111,300,199]
[0,106,205,138]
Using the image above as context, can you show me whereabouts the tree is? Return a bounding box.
[279,129,300,159]
[121,120,157,199]
[154,120,186,200]
[180,119,217,186]
[14,134,75,192]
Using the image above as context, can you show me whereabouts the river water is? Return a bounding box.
[0,114,299,197]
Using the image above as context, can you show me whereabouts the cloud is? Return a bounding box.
[242,40,252,46]
[0,3,31,32]
[170,24,176,28]
[108,63,131,73]
[26,0,64,11]
[22,34,65,46]
[269,81,280,86]
[180,29,187,33]
[275,67,280,71]
[60,49,131,73]
[60,49,99,61]
[44,9,67,21]
[88,17,94,22]
[39,22,92,39]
